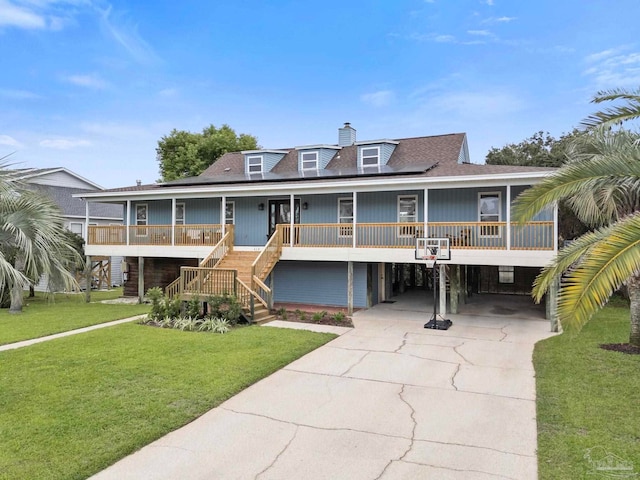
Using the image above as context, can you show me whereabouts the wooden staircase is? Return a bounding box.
[166,225,283,325]
[215,251,277,324]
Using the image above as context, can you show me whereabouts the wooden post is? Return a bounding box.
[546,274,560,332]
[460,265,468,304]
[137,256,145,304]
[347,261,354,315]
[367,264,373,307]
[450,265,460,314]
[378,263,385,302]
[439,264,447,315]
[399,264,405,294]
[84,255,91,303]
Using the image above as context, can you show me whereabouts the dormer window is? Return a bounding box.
[301,151,318,170]
[247,155,263,174]
[361,146,380,167]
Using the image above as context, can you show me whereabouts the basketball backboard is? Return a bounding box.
[415,237,451,261]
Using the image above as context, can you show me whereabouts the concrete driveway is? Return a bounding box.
[91,295,556,480]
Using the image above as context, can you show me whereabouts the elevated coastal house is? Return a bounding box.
[77,124,557,323]
[13,167,125,289]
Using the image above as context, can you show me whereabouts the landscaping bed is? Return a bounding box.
[274,307,354,327]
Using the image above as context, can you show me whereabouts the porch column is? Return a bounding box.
[138,256,145,304]
[439,264,447,315]
[460,265,468,304]
[126,200,131,246]
[506,184,511,250]
[553,202,559,252]
[450,264,460,314]
[84,255,92,303]
[378,263,385,302]
[84,201,90,242]
[352,191,357,248]
[290,194,295,247]
[347,261,354,315]
[221,196,226,236]
[546,274,560,332]
[423,188,428,238]
[171,198,176,246]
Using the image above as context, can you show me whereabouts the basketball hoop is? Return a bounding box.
[423,254,437,268]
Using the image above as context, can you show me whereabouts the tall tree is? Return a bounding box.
[485,129,583,167]
[157,124,258,181]
[512,123,640,346]
[0,165,82,312]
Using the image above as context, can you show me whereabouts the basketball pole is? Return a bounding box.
[424,246,453,330]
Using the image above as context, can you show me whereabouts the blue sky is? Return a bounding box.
[1,0,638,188]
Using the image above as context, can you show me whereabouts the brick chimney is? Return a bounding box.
[338,122,356,147]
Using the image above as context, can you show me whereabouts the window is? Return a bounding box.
[338,198,353,237]
[69,222,83,236]
[225,201,235,225]
[498,266,514,284]
[247,155,263,174]
[397,195,418,237]
[478,192,501,237]
[135,204,148,235]
[301,151,318,170]
[175,203,185,225]
[361,146,380,167]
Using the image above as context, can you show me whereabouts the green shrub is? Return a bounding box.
[146,287,165,320]
[312,311,327,323]
[207,294,243,325]
[296,309,306,321]
[185,297,201,318]
[277,307,288,320]
[332,311,346,323]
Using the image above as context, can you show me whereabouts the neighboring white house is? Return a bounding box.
[12,167,125,289]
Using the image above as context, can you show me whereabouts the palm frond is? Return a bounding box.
[555,213,640,332]
[581,88,640,128]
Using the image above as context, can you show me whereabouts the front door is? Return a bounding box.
[269,199,300,239]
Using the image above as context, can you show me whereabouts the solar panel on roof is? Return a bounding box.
[161,163,438,187]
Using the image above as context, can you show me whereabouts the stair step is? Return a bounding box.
[253,315,276,325]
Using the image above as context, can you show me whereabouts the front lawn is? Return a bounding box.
[535,298,640,479]
[0,289,149,345]
[0,323,335,480]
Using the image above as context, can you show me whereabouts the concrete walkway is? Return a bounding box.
[91,295,556,480]
[0,315,147,352]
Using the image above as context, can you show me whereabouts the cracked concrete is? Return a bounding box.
[90,292,556,480]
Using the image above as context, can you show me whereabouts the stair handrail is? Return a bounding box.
[252,276,272,310]
[165,277,180,299]
[200,225,234,268]
[251,225,283,284]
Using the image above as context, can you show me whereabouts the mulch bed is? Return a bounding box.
[599,343,640,355]
[274,309,354,328]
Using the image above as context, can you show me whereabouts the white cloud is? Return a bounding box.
[482,0,495,5]
[482,16,516,24]
[158,88,178,97]
[425,90,526,118]
[0,135,23,148]
[39,138,91,149]
[0,88,40,99]
[65,73,108,89]
[361,90,395,107]
[468,29,492,36]
[98,5,161,65]
[583,47,640,88]
[0,0,46,28]
[434,34,456,43]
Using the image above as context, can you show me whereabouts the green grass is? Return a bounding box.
[534,297,640,479]
[0,289,149,345]
[0,323,335,480]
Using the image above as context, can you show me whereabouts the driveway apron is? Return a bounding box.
[91,298,556,480]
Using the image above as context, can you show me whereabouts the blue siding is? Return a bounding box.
[273,261,367,308]
[428,187,508,222]
[339,126,356,146]
[512,185,551,221]
[381,143,397,165]
[183,198,220,224]
[231,196,270,246]
[131,200,171,224]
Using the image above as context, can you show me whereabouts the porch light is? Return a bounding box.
[258,203,264,211]
[302,202,308,210]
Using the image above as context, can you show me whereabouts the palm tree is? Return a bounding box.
[582,87,640,128]
[0,164,82,313]
[512,125,640,346]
